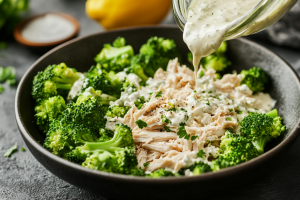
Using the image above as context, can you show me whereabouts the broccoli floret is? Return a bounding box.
[32,63,80,103]
[211,132,260,171]
[106,105,131,118]
[34,95,66,133]
[76,124,137,174]
[79,124,135,153]
[147,169,178,178]
[126,55,149,85]
[126,37,180,83]
[134,96,146,109]
[44,98,107,157]
[94,37,134,73]
[82,148,137,174]
[82,64,122,97]
[240,109,285,154]
[77,87,116,105]
[179,161,212,176]
[201,42,231,72]
[131,168,146,176]
[240,67,268,93]
[98,128,114,142]
[121,77,138,93]
[139,37,181,76]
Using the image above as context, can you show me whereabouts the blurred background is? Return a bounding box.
[0,0,299,199]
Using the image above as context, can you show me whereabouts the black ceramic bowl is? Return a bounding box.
[15,26,300,200]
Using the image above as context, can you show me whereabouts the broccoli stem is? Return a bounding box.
[81,139,122,154]
[266,109,278,118]
[56,83,72,90]
[252,135,272,154]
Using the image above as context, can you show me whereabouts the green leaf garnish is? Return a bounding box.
[135,119,148,129]
[197,149,205,158]
[4,143,17,157]
[155,91,162,98]
[164,126,171,132]
[191,135,198,141]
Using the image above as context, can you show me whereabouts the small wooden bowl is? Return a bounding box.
[14,12,80,51]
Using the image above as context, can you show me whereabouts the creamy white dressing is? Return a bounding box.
[67,73,85,101]
[21,14,75,43]
[183,0,260,82]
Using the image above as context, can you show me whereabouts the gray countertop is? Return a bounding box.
[0,0,300,199]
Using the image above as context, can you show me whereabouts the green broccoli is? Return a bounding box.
[79,124,135,154]
[82,147,137,174]
[147,169,178,178]
[139,37,181,75]
[82,64,122,97]
[179,161,212,176]
[34,95,66,133]
[44,98,107,157]
[77,87,116,105]
[32,63,80,103]
[240,109,285,154]
[240,67,268,93]
[73,124,138,174]
[134,96,146,109]
[126,37,181,83]
[211,132,260,171]
[94,37,134,73]
[106,105,131,118]
[121,77,138,93]
[126,55,150,85]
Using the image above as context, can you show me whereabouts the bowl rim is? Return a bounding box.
[15,25,300,183]
[14,12,80,47]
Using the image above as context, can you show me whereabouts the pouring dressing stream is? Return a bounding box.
[183,0,261,84]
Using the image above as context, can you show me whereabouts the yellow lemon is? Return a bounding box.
[86,0,172,30]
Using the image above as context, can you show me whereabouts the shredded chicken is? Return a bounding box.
[120,58,274,173]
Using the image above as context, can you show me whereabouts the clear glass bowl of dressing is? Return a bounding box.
[172,0,297,40]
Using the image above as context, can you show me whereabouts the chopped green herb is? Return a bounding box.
[185,115,189,121]
[155,91,162,98]
[166,108,178,112]
[184,134,191,140]
[177,126,187,138]
[199,70,205,78]
[149,92,153,95]
[180,108,187,112]
[208,91,212,94]
[227,117,232,121]
[135,96,146,110]
[236,110,243,114]
[135,119,148,129]
[161,115,171,124]
[197,149,205,158]
[191,135,198,141]
[4,143,17,157]
[20,147,25,152]
[229,108,233,112]
[179,122,186,126]
[164,126,171,132]
[206,101,210,106]
[194,90,197,93]
[144,162,150,167]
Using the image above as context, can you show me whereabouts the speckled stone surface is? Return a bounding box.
[1,0,300,200]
